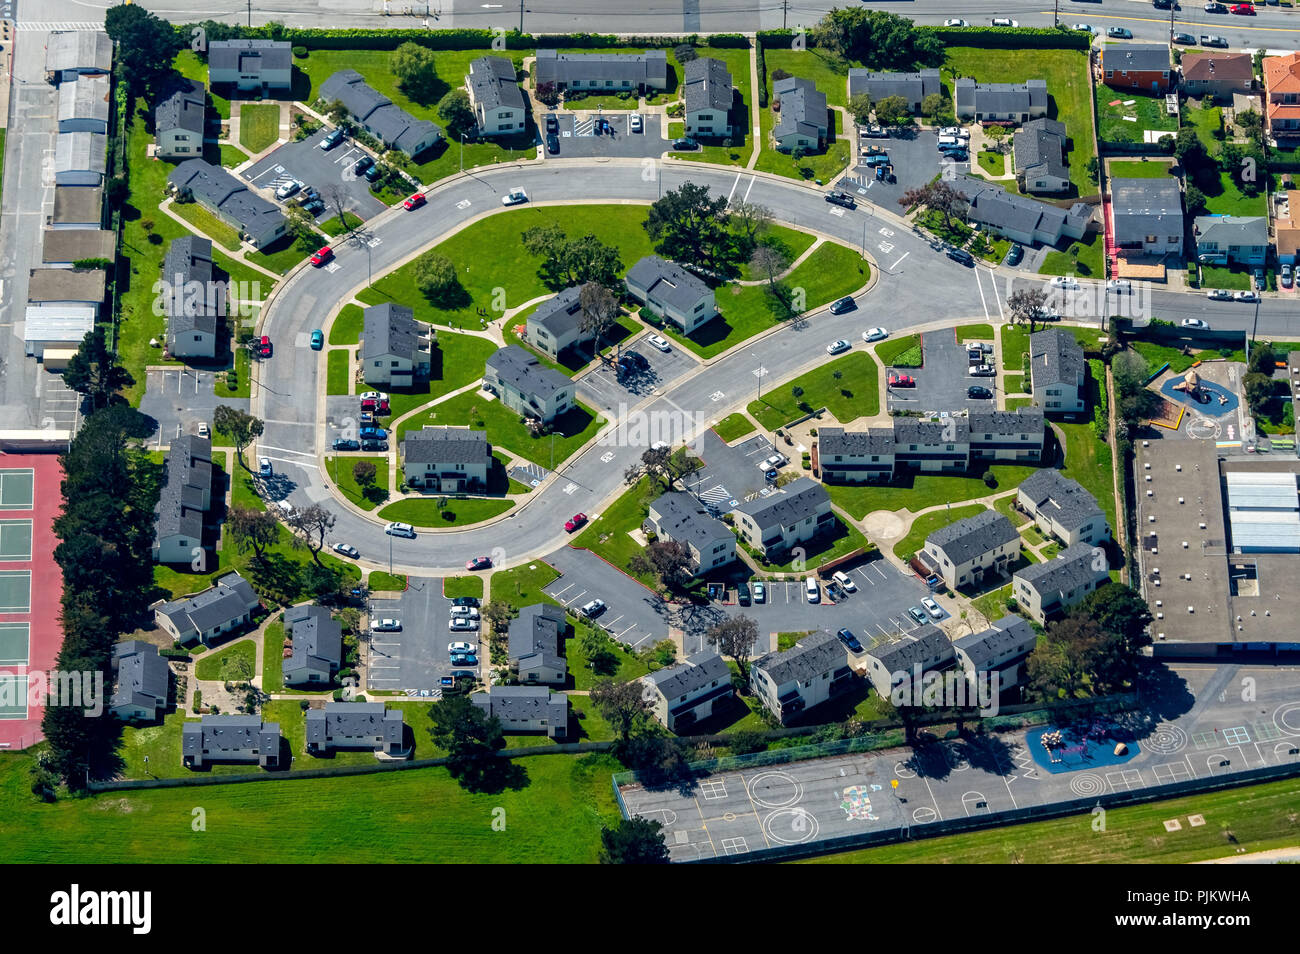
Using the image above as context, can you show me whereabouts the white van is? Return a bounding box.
[936,135,961,148]
[805,577,820,604]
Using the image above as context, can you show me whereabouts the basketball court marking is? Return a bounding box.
[0,675,29,720]
[962,791,990,815]
[1274,702,1300,737]
[1205,753,1238,775]
[1107,769,1143,792]
[699,777,729,800]
[720,837,750,856]
[747,771,802,809]
[0,470,34,511]
[1273,741,1300,762]
[0,623,30,667]
[1152,762,1193,784]
[0,571,31,614]
[0,521,33,562]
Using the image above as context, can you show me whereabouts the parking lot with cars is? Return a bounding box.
[541,111,666,160]
[885,328,996,414]
[366,577,478,692]
[839,128,944,211]
[141,368,250,450]
[687,431,780,513]
[575,335,698,417]
[242,129,388,222]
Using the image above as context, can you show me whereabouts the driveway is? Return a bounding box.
[242,132,388,223]
[544,111,666,160]
[140,368,249,449]
[886,328,994,414]
[366,576,474,691]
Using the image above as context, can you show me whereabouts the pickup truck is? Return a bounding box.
[1200,34,1229,47]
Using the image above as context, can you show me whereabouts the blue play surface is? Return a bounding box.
[1160,376,1239,418]
[1027,724,1141,774]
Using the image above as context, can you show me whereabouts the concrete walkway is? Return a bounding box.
[745,45,762,171]
[158,196,283,282]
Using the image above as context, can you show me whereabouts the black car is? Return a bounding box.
[353,155,375,174]
[360,439,388,452]
[1173,32,1197,44]
[546,133,559,154]
[829,295,856,315]
[451,597,481,608]
[672,137,700,150]
[824,191,856,209]
[1005,243,1024,266]
[947,248,975,267]
[737,581,751,606]
[364,164,383,182]
[940,148,969,162]
[967,385,993,399]
[331,438,360,451]
[836,628,864,653]
[545,113,559,133]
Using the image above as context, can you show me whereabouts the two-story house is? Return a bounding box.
[683,57,734,139]
[472,687,569,739]
[319,69,443,158]
[730,477,834,559]
[1014,118,1070,195]
[920,510,1020,591]
[155,79,206,160]
[163,235,223,359]
[507,603,568,685]
[1111,177,1184,259]
[961,176,1092,248]
[361,303,432,388]
[954,79,1048,122]
[153,571,260,646]
[643,491,736,577]
[483,345,576,424]
[1181,53,1255,103]
[465,55,526,137]
[533,49,669,95]
[952,615,1037,689]
[1029,328,1087,414]
[772,76,828,152]
[167,159,286,248]
[1102,43,1173,93]
[282,604,342,687]
[400,426,493,493]
[861,624,954,699]
[625,256,716,335]
[846,68,941,114]
[1264,52,1300,142]
[306,702,407,757]
[639,652,733,732]
[182,715,281,769]
[525,286,592,360]
[750,630,853,725]
[1016,469,1110,547]
[207,39,292,93]
[1013,542,1109,624]
[109,641,170,723]
[152,435,213,565]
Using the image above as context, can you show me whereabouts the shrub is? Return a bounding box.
[292,45,307,57]
[299,699,310,710]
[192,689,202,713]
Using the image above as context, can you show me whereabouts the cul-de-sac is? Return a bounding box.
[0,0,1298,866]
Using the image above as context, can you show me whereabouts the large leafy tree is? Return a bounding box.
[438,88,476,138]
[645,182,733,274]
[628,539,694,590]
[105,4,183,96]
[226,505,279,561]
[589,679,652,742]
[812,8,944,71]
[428,695,507,791]
[706,615,759,677]
[578,281,620,361]
[390,41,440,104]
[213,405,264,471]
[599,817,670,864]
[413,251,459,304]
[64,327,134,411]
[874,94,912,126]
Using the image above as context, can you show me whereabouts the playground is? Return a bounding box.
[1159,369,1239,418]
[1028,721,1142,774]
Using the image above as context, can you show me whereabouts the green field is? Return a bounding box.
[383,330,500,421]
[747,351,880,430]
[489,561,560,609]
[1108,160,1176,179]
[892,503,989,561]
[320,212,365,237]
[1058,419,1117,531]
[260,619,286,692]
[945,47,1098,198]
[326,350,351,395]
[713,412,758,443]
[1203,170,1268,218]
[239,103,281,153]
[977,151,1005,176]
[368,571,407,592]
[329,304,364,345]
[1095,84,1178,146]
[442,576,484,600]
[171,200,243,251]
[1183,98,1224,157]
[1039,229,1105,279]
[570,477,660,586]
[325,455,389,511]
[194,639,256,681]
[755,106,851,183]
[954,324,995,342]
[376,496,515,526]
[875,334,921,368]
[828,465,1040,520]
[735,224,817,281]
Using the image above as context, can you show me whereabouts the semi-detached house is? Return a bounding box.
[1029,329,1086,414]
[484,344,576,424]
[182,715,281,769]
[400,427,492,493]
[730,477,833,559]
[466,55,526,137]
[955,79,1048,123]
[846,69,941,114]
[1013,542,1109,624]
[361,303,432,388]
[167,159,287,249]
[952,615,1037,688]
[683,57,734,139]
[306,702,407,756]
[861,624,954,699]
[920,510,1020,591]
[153,571,260,646]
[639,652,733,732]
[961,176,1091,248]
[282,604,342,687]
[1016,469,1110,547]
[208,40,292,92]
[472,687,569,738]
[153,435,213,565]
[643,491,736,577]
[625,256,716,335]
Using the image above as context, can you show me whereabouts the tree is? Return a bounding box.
[64,327,133,411]
[562,234,624,288]
[628,539,694,590]
[213,406,264,471]
[706,615,759,677]
[413,251,460,305]
[1079,582,1153,691]
[1174,126,1210,172]
[105,4,182,96]
[668,450,702,488]
[1184,183,1207,215]
[645,182,733,274]
[730,201,772,251]
[921,92,945,123]
[226,505,278,561]
[535,81,559,107]
[284,203,322,252]
[287,503,336,565]
[322,98,349,125]
[811,8,944,71]
[438,88,476,138]
[483,599,514,635]
[1029,616,1103,700]
[1113,350,1160,429]
[640,446,672,488]
[1008,287,1049,333]
[1244,371,1275,418]
[390,41,440,103]
[428,694,508,791]
[352,459,377,488]
[848,93,874,126]
[1248,341,1277,376]
[749,243,789,288]
[599,817,670,864]
[590,679,652,742]
[674,43,698,64]
[578,281,620,361]
[900,180,968,229]
[320,185,352,233]
[874,94,911,127]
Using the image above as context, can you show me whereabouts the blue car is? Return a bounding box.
[310,329,324,350]
[359,425,386,439]
[450,653,478,667]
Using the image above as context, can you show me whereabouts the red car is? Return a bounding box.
[565,513,588,533]
[465,556,493,571]
[360,398,390,414]
[1230,2,1255,12]
[310,246,334,267]
[403,193,426,211]
[257,335,272,357]
[888,373,915,388]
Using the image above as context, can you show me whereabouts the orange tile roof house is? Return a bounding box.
[1275,190,1300,264]
[1180,53,1254,102]
[1265,52,1300,141]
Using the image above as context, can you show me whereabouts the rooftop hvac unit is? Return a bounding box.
[1146,475,1152,482]
[1199,523,1206,529]
[1149,515,1156,522]
[1158,632,1165,640]
[1179,497,1185,504]
[1157,612,1164,619]
[1188,606,1194,613]
[1183,541,1189,548]
[1147,489,1154,496]
[1143,441,1150,448]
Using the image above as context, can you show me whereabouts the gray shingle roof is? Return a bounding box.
[952,615,1035,669]
[55,131,106,176]
[208,39,292,76]
[111,641,169,714]
[485,345,574,404]
[1105,43,1170,74]
[284,604,342,679]
[155,78,206,136]
[752,630,847,686]
[1194,214,1268,249]
[846,68,941,106]
[1029,328,1086,389]
[167,159,284,240]
[969,406,1045,437]
[926,510,1018,565]
[467,55,525,111]
[402,426,492,466]
[534,49,668,89]
[647,491,730,552]
[154,435,212,548]
[529,285,585,339]
[1111,177,1183,246]
[1014,118,1068,183]
[643,651,730,699]
[684,57,733,115]
[1014,541,1106,594]
[472,686,568,728]
[319,69,443,155]
[961,175,1091,238]
[362,302,426,364]
[626,255,711,313]
[157,571,257,640]
[58,74,110,126]
[867,623,952,671]
[773,75,828,140]
[894,417,971,447]
[731,476,829,532]
[508,603,566,674]
[818,426,897,458]
[305,702,403,748]
[182,715,280,758]
[955,78,1047,116]
[1018,469,1103,531]
[163,235,220,334]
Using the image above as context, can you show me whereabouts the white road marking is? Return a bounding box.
[879,227,894,237]
[891,252,910,270]
[726,172,743,203]
[259,444,316,457]
[828,206,845,218]
[742,175,756,203]
[974,267,991,321]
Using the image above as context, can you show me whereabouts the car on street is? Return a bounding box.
[565,512,588,533]
[502,188,528,206]
[1282,264,1293,288]
[331,438,360,451]
[451,597,480,608]
[1205,0,1227,8]
[1107,279,1133,293]
[825,191,857,209]
[332,543,360,559]
[1206,288,1232,300]
[320,128,345,150]
[646,334,671,352]
[922,596,944,620]
[832,570,857,593]
[257,335,272,357]
[1153,0,1179,7]
[967,385,993,399]
[829,296,856,315]
[403,193,426,211]
[385,521,415,537]
[1181,318,1210,330]
[360,439,388,452]
[353,155,375,175]
[947,248,975,266]
[826,339,851,355]
[546,133,560,154]
[466,555,492,570]
[580,598,607,618]
[630,113,643,133]
[862,327,888,342]
[944,18,968,26]
[359,425,386,439]
[449,606,479,618]
[310,246,333,267]
[1106,27,1133,38]
[310,329,324,349]
[1005,244,1024,266]
[1173,32,1197,44]
[835,628,864,653]
[197,422,210,438]
[752,581,766,603]
[1072,23,1095,33]
[1201,34,1229,47]
[889,373,916,387]
[258,456,273,477]
[275,179,302,200]
[1050,276,1080,289]
[371,619,401,632]
[907,606,928,625]
[448,641,477,655]
[1230,3,1255,13]
[1234,290,1260,302]
[990,18,1019,27]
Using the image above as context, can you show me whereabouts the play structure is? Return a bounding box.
[1160,369,1239,418]
[1029,721,1141,773]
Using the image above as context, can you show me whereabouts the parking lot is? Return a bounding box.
[575,336,698,418]
[545,547,670,650]
[543,110,666,160]
[242,130,389,223]
[140,368,250,449]
[685,431,778,514]
[366,576,476,692]
[839,128,946,212]
[37,371,82,434]
[885,328,995,414]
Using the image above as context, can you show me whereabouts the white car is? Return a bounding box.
[862,327,888,342]
[758,453,789,471]
[922,596,944,620]
[938,127,969,140]
[991,18,1019,27]
[1234,290,1260,303]
[275,179,303,200]
[630,113,643,133]
[944,18,968,26]
[1181,318,1210,330]
[827,339,851,355]
[359,391,390,403]
[258,456,273,477]
[371,619,401,632]
[449,605,480,618]
[646,334,671,352]
[832,570,858,593]
[502,188,528,206]
[385,521,416,538]
[1072,23,1095,34]
[197,422,210,438]
[580,598,607,618]
[448,641,477,655]
[805,577,820,604]
[1106,279,1132,293]
[1206,288,1232,301]
[331,542,360,559]
[1050,276,1080,289]
[449,617,480,632]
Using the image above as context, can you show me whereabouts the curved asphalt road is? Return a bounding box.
[251,158,1293,575]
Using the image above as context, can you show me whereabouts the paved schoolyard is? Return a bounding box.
[366,576,472,692]
[886,328,993,414]
[619,663,1300,861]
[140,368,249,450]
[545,111,666,160]
[242,131,388,222]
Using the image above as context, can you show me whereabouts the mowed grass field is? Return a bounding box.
[0,750,623,863]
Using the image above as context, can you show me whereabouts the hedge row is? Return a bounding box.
[756,29,797,50]
[756,42,768,108]
[917,26,1092,51]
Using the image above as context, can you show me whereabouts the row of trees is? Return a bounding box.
[1027,582,1153,700]
[812,9,945,72]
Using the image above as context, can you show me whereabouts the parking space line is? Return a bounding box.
[974,269,991,322]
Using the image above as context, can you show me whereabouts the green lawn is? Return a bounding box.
[261,619,286,692]
[194,639,257,681]
[1108,160,1176,179]
[399,391,604,469]
[359,204,655,330]
[1203,170,1267,217]
[442,576,484,600]
[1057,418,1118,531]
[376,497,515,526]
[665,46,755,167]
[954,323,994,342]
[753,515,870,572]
[326,350,351,395]
[1004,373,1027,394]
[747,351,879,430]
[764,48,851,108]
[828,465,1040,519]
[1130,340,1242,374]
[329,304,364,345]
[713,412,757,443]
[977,151,1005,176]
[945,47,1098,198]
[754,106,851,183]
[875,334,921,368]
[239,103,281,153]
[892,503,990,561]
[324,455,389,511]
[320,212,365,237]
[381,330,500,421]
[1039,228,1105,279]
[221,144,250,169]
[171,200,243,251]
[735,223,817,281]
[174,50,231,119]
[1095,84,1178,146]
[368,571,407,592]
[489,560,560,609]
[248,235,319,275]
[571,477,660,586]
[994,493,1032,528]
[1001,324,1030,371]
[297,49,536,184]
[1183,99,1224,157]
[1005,397,1033,410]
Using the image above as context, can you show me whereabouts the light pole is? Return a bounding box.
[752,351,765,399]
[459,132,465,173]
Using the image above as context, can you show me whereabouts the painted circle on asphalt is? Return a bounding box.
[946,745,970,770]
[1069,774,1107,797]
[912,806,938,824]
[894,762,916,778]
[1274,702,1300,736]
[1187,416,1220,441]
[748,771,802,809]
[1147,722,1189,755]
[763,808,820,845]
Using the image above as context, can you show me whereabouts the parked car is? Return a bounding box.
[889,373,916,387]
[1230,3,1256,13]
[938,126,970,140]
[759,454,788,471]
[907,606,928,625]
[465,555,492,571]
[672,137,700,150]
[449,652,479,667]
[385,522,416,538]
[836,628,864,653]
[805,577,820,603]
[546,133,560,154]
[451,597,480,608]
[1206,288,1232,300]
[1282,264,1293,288]
[310,246,333,267]
[1181,318,1210,330]
[861,124,888,139]
[990,18,1019,26]
[360,439,388,452]
[1200,35,1229,47]
[630,113,643,133]
[1234,290,1260,302]
[1107,26,1133,38]
[332,542,360,559]
[310,329,324,350]
[832,570,858,593]
[353,155,375,174]
[197,422,210,438]
[449,619,480,634]
[403,193,426,211]
[646,334,671,352]
[947,248,975,266]
[943,18,968,26]
[320,128,345,150]
[258,456,273,477]
[1050,276,1080,289]
[545,113,559,133]
[1107,279,1133,293]
[502,188,528,206]
[257,335,272,357]
[364,163,382,182]
[275,179,302,200]
[1173,32,1197,44]
[564,512,588,533]
[358,425,386,439]
[825,191,857,209]
[826,339,851,355]
[862,327,888,342]
[449,606,479,619]
[829,296,856,315]
[448,641,477,655]
[360,411,375,425]
[1005,244,1024,266]
[752,581,766,603]
[922,596,944,620]
[580,598,607,618]
[1205,0,1227,9]
[360,391,389,402]
[967,385,993,399]
[737,581,751,606]
[1253,268,1266,291]
[969,364,996,377]
[332,438,360,451]
[371,619,401,632]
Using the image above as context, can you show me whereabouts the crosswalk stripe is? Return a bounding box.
[16,21,105,31]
